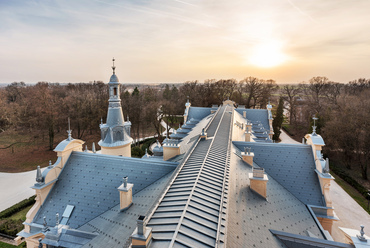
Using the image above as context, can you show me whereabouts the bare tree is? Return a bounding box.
[281,84,302,124]
[240,77,263,108]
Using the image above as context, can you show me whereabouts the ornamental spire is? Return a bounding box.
[312,115,318,135]
[67,117,72,141]
[112,57,116,75]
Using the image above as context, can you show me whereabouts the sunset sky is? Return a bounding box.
[1,0,370,84]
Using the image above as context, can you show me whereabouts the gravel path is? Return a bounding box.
[0,170,36,212]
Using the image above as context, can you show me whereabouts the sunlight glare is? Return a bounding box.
[249,41,287,68]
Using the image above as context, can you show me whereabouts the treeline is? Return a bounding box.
[0,77,369,179]
[0,78,279,149]
[279,77,370,180]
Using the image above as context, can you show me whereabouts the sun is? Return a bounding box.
[249,41,287,68]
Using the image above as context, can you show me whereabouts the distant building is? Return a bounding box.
[17,62,365,248]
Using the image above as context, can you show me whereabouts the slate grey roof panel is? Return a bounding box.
[187,107,212,121]
[33,152,177,229]
[78,171,174,248]
[147,105,232,247]
[235,108,270,132]
[178,114,213,154]
[227,144,325,248]
[233,141,324,206]
[270,230,353,248]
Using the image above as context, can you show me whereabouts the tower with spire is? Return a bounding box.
[99,58,133,157]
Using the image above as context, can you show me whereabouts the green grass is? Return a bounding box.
[332,172,370,215]
[0,241,26,248]
[7,206,32,221]
[0,197,35,237]
[163,116,183,127]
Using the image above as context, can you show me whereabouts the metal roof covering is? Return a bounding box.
[227,144,325,248]
[33,152,177,229]
[235,109,270,132]
[42,226,98,247]
[78,171,174,248]
[306,134,325,146]
[147,105,232,248]
[270,230,353,248]
[178,114,214,154]
[233,141,325,206]
[187,107,212,121]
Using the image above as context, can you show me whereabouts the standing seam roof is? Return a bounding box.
[147,105,233,248]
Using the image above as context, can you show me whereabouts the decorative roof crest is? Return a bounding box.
[112,57,116,75]
[357,225,367,241]
[36,165,43,183]
[312,115,318,136]
[67,117,72,141]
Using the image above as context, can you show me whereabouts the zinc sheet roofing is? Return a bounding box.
[233,142,324,206]
[33,152,177,229]
[235,109,270,132]
[147,105,233,248]
[187,107,212,121]
[227,144,325,248]
[78,171,174,248]
[178,114,213,154]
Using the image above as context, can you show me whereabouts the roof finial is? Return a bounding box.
[38,238,43,248]
[112,57,116,75]
[56,213,60,226]
[36,165,43,183]
[43,216,48,232]
[312,115,318,135]
[67,117,72,141]
[92,142,96,154]
[357,225,367,241]
[324,158,330,173]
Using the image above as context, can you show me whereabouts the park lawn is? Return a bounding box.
[0,130,55,172]
[0,241,26,248]
[0,129,101,172]
[8,206,32,221]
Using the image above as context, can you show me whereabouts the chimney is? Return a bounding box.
[117,176,133,211]
[242,147,254,165]
[244,121,252,142]
[163,139,181,161]
[243,111,246,118]
[131,215,153,248]
[249,167,268,199]
[200,128,207,140]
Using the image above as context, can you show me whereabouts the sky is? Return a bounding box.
[1,0,370,84]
